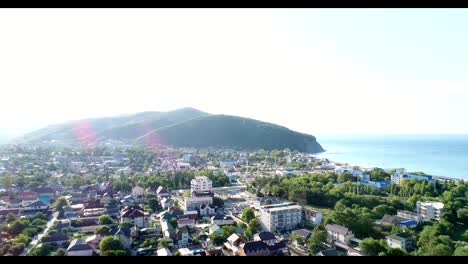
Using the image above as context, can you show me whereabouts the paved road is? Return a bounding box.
[21,212,58,256]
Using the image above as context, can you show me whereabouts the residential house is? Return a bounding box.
[176,225,190,246]
[238,241,270,256]
[120,195,136,207]
[254,231,277,246]
[108,228,132,249]
[85,234,103,250]
[267,240,289,256]
[121,205,145,228]
[183,210,198,220]
[23,200,49,212]
[291,229,312,247]
[325,224,354,246]
[66,238,94,256]
[211,214,234,226]
[41,232,69,246]
[177,218,195,228]
[35,187,56,204]
[184,194,213,211]
[160,197,172,210]
[99,193,112,206]
[224,233,243,254]
[19,191,38,205]
[303,208,323,225]
[132,186,145,198]
[386,233,416,251]
[145,186,157,196]
[56,219,72,230]
[156,186,170,200]
[209,224,221,235]
[199,204,216,217]
[82,201,106,217]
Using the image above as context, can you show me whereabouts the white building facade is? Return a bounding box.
[259,203,302,232]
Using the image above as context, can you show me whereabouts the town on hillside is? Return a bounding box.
[0,142,466,256]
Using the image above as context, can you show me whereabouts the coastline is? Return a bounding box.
[314,150,466,183]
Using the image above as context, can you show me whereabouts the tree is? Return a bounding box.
[170,217,178,228]
[242,207,255,223]
[372,204,395,219]
[307,229,326,253]
[98,214,114,225]
[7,221,25,236]
[101,250,127,256]
[51,248,66,256]
[99,236,124,252]
[6,213,17,223]
[54,197,68,212]
[337,172,356,183]
[453,243,468,256]
[387,248,408,256]
[31,218,47,226]
[29,243,53,256]
[456,208,468,224]
[264,198,273,205]
[1,174,14,195]
[147,198,158,212]
[290,231,305,246]
[359,238,387,256]
[213,197,224,207]
[34,212,46,220]
[95,226,111,236]
[119,221,134,229]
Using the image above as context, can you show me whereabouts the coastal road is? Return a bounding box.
[21,212,58,256]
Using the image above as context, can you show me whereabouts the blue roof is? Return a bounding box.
[400,220,417,226]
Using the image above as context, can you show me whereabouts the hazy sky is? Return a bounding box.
[1,8,468,138]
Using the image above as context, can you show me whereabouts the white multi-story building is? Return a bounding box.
[190,176,212,193]
[416,201,444,222]
[259,203,302,232]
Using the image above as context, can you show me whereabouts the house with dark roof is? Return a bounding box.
[109,228,132,249]
[238,241,270,256]
[66,238,94,256]
[121,205,145,228]
[254,231,277,246]
[41,232,69,246]
[267,241,289,256]
[23,200,49,212]
[325,224,354,245]
[319,248,339,256]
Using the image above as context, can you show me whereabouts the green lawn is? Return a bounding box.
[303,205,335,217]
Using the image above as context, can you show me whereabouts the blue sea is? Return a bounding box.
[313,134,468,180]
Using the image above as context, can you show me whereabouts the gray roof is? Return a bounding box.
[67,238,93,252]
[325,224,349,235]
[293,229,312,239]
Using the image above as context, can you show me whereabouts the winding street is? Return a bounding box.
[20,212,58,256]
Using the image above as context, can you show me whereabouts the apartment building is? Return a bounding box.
[259,203,302,233]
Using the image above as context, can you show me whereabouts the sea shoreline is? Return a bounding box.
[313,150,466,183]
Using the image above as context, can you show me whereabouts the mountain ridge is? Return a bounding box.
[14,108,324,153]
